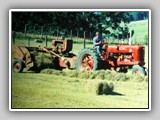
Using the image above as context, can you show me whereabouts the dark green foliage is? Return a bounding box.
[12,12,131,38]
[129,12,148,21]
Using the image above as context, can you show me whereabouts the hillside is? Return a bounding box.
[129,20,148,44]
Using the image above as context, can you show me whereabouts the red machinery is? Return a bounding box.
[75,42,146,75]
[12,38,146,75]
[12,39,76,73]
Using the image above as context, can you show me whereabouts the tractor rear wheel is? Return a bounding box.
[75,48,100,71]
[132,65,145,76]
[12,59,24,73]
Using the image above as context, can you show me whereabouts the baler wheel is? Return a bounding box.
[12,59,24,73]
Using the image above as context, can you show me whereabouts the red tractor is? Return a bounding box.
[75,42,146,75]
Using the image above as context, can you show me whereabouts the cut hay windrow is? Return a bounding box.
[130,74,146,82]
[114,73,129,81]
[40,68,147,82]
[78,71,90,79]
[62,69,79,77]
[144,76,148,81]
[41,69,62,75]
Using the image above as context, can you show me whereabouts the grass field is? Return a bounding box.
[12,72,148,108]
[11,20,149,109]
[129,20,148,44]
[11,40,149,109]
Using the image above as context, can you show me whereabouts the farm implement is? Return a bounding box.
[12,39,147,75]
[12,39,76,73]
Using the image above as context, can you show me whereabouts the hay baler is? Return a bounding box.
[12,39,76,73]
[75,42,146,75]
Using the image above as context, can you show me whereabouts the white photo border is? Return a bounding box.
[9,9,151,111]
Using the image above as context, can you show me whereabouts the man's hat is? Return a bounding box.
[96,32,100,35]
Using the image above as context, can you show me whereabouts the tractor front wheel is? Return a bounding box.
[75,48,100,71]
[132,65,145,76]
[12,59,24,73]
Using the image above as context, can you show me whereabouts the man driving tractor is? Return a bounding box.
[93,32,104,56]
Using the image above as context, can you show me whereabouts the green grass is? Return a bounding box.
[11,20,149,109]
[11,39,149,109]
[12,72,148,108]
[129,20,148,44]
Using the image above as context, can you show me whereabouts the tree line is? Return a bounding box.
[12,11,148,39]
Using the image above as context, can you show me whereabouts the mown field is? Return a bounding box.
[11,41,149,109]
[12,71,148,108]
[11,20,149,109]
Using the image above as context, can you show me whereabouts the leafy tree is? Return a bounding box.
[129,12,148,21]
[12,11,131,39]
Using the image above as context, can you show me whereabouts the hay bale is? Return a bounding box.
[85,80,114,95]
[101,82,114,94]
[102,82,110,94]
[85,80,103,95]
[108,82,114,92]
[30,52,54,72]
[95,82,103,95]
